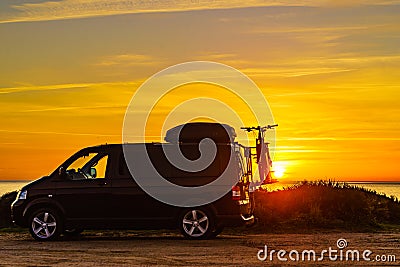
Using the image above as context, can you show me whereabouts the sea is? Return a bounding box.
[263,181,400,199]
[1,180,400,199]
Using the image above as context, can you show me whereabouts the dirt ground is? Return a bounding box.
[0,230,399,266]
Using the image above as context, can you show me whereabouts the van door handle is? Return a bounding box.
[98,182,107,186]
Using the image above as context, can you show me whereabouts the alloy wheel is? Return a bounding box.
[182,209,209,238]
[31,211,57,239]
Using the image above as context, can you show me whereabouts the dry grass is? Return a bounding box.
[254,180,400,232]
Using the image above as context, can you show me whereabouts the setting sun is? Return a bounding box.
[273,164,286,179]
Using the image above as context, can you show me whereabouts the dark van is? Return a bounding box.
[11,123,258,240]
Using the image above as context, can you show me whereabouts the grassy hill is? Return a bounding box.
[254,180,400,232]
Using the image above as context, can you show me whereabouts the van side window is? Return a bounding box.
[93,155,108,179]
[66,152,109,180]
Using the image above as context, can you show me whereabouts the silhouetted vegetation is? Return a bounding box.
[254,180,400,232]
[0,191,17,228]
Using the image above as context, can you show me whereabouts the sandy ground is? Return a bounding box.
[0,230,399,266]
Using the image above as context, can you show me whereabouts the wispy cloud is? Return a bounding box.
[95,54,163,67]
[0,0,307,24]
[2,0,400,24]
[295,54,400,66]
[0,83,93,94]
[249,25,373,34]
[0,81,138,95]
[319,0,400,7]
[197,53,400,79]
[242,67,355,77]
[0,129,120,137]
[20,105,126,113]
[269,90,339,97]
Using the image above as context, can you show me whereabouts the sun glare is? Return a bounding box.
[273,165,285,178]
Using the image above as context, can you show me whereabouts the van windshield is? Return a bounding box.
[69,153,97,171]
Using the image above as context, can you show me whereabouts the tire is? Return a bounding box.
[28,208,63,241]
[179,208,215,240]
[63,228,83,236]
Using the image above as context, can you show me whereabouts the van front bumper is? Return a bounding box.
[11,199,26,227]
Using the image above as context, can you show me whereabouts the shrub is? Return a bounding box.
[254,180,400,232]
[0,191,17,228]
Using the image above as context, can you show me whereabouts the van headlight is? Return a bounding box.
[18,190,27,200]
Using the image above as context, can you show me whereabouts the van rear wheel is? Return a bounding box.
[28,208,62,241]
[179,208,214,239]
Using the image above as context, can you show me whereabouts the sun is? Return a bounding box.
[273,165,285,178]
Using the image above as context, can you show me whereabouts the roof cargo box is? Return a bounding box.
[165,122,237,144]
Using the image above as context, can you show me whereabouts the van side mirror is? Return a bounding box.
[59,167,65,176]
[58,167,68,180]
[90,167,97,178]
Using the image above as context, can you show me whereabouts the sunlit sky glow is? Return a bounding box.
[0,0,399,181]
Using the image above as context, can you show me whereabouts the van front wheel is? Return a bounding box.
[179,208,214,239]
[28,208,62,241]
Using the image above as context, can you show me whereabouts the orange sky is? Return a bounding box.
[0,1,399,181]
